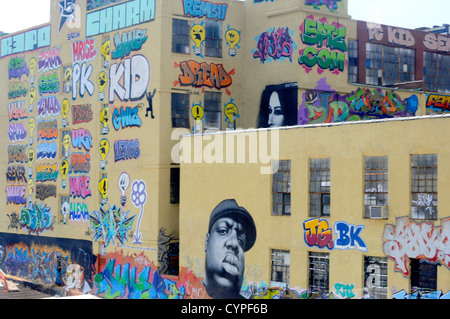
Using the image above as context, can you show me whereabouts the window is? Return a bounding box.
[348,40,358,83]
[170,167,180,204]
[411,154,438,220]
[410,259,437,294]
[171,93,190,128]
[309,158,330,217]
[172,18,191,54]
[364,256,388,299]
[272,160,291,216]
[424,52,450,93]
[271,249,290,288]
[364,156,388,218]
[366,43,415,86]
[205,19,222,58]
[309,252,329,294]
[203,91,221,130]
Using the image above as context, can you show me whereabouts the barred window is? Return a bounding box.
[411,154,438,220]
[172,19,191,54]
[309,252,329,294]
[410,258,437,294]
[205,19,222,58]
[364,256,388,299]
[171,93,190,128]
[271,249,290,288]
[203,91,222,130]
[424,52,450,93]
[348,40,358,83]
[272,160,291,216]
[309,158,330,217]
[366,43,415,86]
[364,156,388,218]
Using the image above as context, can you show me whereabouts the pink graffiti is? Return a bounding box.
[383,217,450,276]
[303,217,334,249]
[38,47,63,73]
[253,27,294,63]
[69,175,92,199]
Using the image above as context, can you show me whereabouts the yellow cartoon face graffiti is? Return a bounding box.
[190,24,206,48]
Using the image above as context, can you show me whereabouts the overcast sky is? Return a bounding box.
[0,0,448,34]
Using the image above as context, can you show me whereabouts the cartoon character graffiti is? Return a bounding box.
[191,22,206,57]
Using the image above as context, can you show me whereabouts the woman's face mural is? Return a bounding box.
[268,92,285,127]
[258,83,298,128]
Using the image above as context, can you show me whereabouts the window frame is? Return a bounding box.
[272,160,291,216]
[205,19,223,58]
[411,153,438,220]
[364,156,388,218]
[308,251,330,295]
[309,158,331,217]
[203,91,222,130]
[172,18,191,55]
[270,249,290,288]
[171,92,191,129]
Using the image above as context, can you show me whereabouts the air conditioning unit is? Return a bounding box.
[369,205,388,219]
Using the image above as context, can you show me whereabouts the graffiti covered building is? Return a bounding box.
[0,0,449,299]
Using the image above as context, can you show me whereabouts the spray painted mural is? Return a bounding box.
[0,233,93,296]
[298,16,348,74]
[298,78,418,124]
[258,82,298,128]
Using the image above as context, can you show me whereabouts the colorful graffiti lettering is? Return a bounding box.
[8,80,28,99]
[37,96,61,119]
[109,55,149,103]
[393,289,450,300]
[36,142,57,161]
[70,152,91,174]
[6,165,27,183]
[19,203,53,234]
[8,144,29,164]
[35,183,57,201]
[72,128,93,151]
[253,27,295,63]
[90,205,136,248]
[183,0,227,20]
[298,16,347,74]
[383,217,450,276]
[334,283,356,298]
[6,185,27,205]
[426,94,450,112]
[1,25,51,58]
[37,119,59,141]
[36,163,59,182]
[112,29,148,60]
[298,79,418,124]
[305,0,343,11]
[112,106,142,130]
[38,73,60,95]
[38,47,63,73]
[334,222,367,252]
[72,63,95,100]
[8,56,29,80]
[72,39,97,64]
[8,101,28,122]
[114,139,140,162]
[72,104,94,124]
[69,175,92,199]
[69,202,90,222]
[303,217,334,249]
[174,60,234,95]
[86,0,155,37]
[8,123,27,143]
[303,218,367,251]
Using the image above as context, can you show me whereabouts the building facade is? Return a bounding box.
[0,0,448,299]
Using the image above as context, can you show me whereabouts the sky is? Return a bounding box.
[0,0,448,34]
